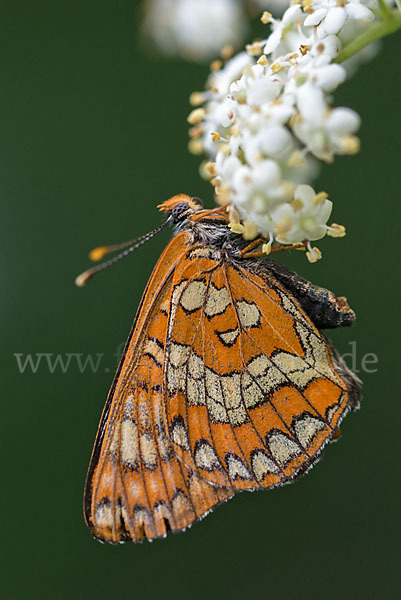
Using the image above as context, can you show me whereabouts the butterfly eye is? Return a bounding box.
[171,202,192,221]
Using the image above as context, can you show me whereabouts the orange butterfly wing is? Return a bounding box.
[85,222,359,543]
[84,233,232,544]
[164,246,359,491]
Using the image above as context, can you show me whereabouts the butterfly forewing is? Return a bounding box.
[84,234,233,543]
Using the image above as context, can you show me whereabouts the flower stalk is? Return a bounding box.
[335,8,401,63]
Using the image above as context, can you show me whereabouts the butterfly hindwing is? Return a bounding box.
[165,248,357,491]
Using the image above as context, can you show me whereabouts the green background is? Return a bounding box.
[2,1,400,598]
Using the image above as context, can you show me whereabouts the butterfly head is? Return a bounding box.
[158,194,203,224]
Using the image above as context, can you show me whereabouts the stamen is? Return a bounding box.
[327,223,346,237]
[243,220,258,240]
[261,11,272,24]
[187,108,206,125]
[306,242,322,263]
[189,91,205,107]
[229,223,245,234]
[246,41,263,56]
[188,139,204,154]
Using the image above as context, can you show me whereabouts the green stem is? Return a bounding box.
[334,9,401,64]
[377,0,393,18]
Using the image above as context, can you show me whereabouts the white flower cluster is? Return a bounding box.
[188,0,396,261]
[141,0,246,61]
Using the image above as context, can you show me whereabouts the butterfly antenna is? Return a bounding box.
[75,220,169,287]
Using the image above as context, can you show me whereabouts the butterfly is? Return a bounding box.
[79,194,360,544]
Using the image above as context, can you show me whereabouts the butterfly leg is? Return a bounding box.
[269,242,306,254]
[241,241,306,259]
[264,260,356,329]
[239,238,267,257]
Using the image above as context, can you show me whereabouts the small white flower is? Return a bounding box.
[236,121,293,165]
[293,103,361,161]
[272,184,333,244]
[216,153,242,181]
[257,124,294,158]
[259,95,296,125]
[287,54,347,98]
[230,64,281,106]
[228,159,294,233]
[304,6,346,35]
[304,0,375,38]
[233,160,291,205]
[310,34,342,60]
[209,51,253,97]
[264,5,303,55]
